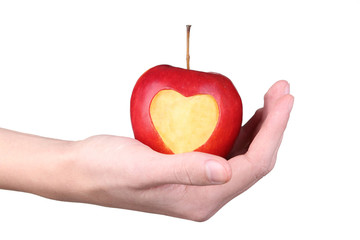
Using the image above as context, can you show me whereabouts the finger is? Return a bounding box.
[144,152,232,187]
[263,80,290,116]
[246,94,294,171]
[243,80,290,163]
[209,95,293,203]
[205,82,293,205]
[228,80,290,158]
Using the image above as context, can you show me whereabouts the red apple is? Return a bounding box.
[130,65,242,158]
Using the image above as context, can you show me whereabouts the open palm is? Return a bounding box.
[67,81,293,221]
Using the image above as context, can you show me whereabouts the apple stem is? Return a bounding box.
[186,25,191,70]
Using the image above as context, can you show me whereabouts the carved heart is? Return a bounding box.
[150,90,219,154]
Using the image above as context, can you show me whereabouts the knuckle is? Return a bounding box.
[173,160,193,185]
[181,194,217,222]
[264,90,275,101]
[259,163,273,176]
[246,154,273,181]
[189,212,212,222]
[185,205,214,222]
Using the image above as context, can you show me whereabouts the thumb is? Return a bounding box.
[148,152,232,186]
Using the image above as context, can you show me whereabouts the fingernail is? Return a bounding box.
[205,160,228,184]
[284,82,290,95]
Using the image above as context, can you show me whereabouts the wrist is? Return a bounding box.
[35,140,80,201]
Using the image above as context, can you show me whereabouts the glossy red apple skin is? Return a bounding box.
[130,65,242,158]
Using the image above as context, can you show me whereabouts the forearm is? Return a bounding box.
[0,128,75,199]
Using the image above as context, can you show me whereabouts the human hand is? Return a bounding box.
[57,80,293,221]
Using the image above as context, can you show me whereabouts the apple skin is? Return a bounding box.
[130,65,242,158]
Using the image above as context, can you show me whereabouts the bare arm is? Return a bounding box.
[0,80,293,221]
[0,129,74,198]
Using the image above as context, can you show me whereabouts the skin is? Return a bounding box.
[0,80,293,221]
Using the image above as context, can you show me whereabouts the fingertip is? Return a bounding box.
[277,94,294,113]
[205,159,232,184]
[266,95,294,122]
[287,94,294,111]
[266,80,290,100]
[220,158,232,183]
[165,152,232,186]
[275,80,290,93]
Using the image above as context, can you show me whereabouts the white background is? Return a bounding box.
[1,0,359,239]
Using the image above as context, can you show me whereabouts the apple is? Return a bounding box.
[130,65,242,157]
[130,25,242,157]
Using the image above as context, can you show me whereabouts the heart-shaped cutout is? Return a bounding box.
[150,90,219,154]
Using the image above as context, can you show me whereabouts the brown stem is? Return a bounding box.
[186,25,191,70]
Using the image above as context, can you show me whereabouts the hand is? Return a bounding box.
[0,80,293,221]
[56,80,294,221]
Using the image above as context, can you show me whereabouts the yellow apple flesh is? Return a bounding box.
[150,90,219,154]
